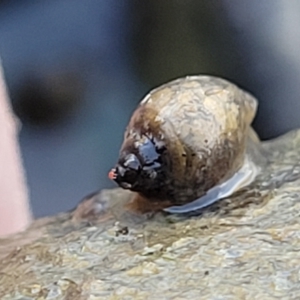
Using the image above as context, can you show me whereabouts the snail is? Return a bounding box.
[108,75,262,213]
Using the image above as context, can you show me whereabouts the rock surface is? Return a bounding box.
[1,129,300,299]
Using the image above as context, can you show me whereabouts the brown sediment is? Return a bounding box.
[125,193,173,214]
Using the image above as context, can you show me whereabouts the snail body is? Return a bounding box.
[109,75,261,213]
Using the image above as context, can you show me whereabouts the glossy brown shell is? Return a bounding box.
[122,75,257,205]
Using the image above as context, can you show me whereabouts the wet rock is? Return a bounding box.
[1,129,300,299]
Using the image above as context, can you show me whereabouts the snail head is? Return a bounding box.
[109,134,166,196]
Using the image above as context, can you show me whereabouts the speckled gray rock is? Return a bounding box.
[1,129,300,299]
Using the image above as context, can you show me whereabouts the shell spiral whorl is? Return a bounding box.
[109,75,260,213]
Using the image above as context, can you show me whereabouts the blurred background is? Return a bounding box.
[1,0,300,217]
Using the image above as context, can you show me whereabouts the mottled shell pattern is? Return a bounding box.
[110,75,259,212]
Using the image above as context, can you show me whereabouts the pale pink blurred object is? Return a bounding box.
[0,63,32,237]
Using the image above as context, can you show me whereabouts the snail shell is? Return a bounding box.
[109,75,260,213]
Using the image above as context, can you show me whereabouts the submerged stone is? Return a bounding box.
[1,129,300,299]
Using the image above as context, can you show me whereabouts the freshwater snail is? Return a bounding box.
[108,75,262,213]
